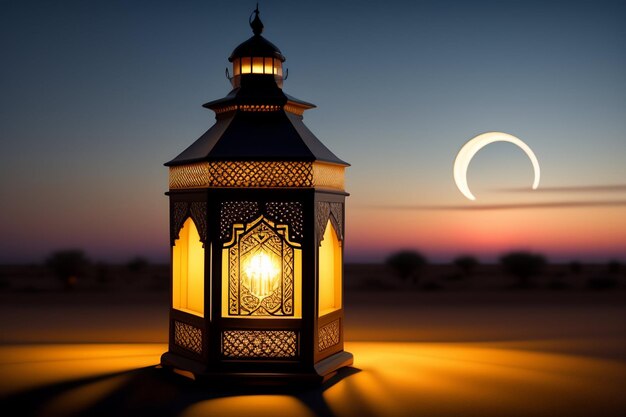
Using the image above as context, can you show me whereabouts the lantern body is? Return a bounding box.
[160,10,351,383]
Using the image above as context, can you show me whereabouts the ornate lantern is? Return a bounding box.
[160,7,352,383]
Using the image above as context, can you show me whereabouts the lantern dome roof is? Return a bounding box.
[229,6,285,62]
[164,6,348,168]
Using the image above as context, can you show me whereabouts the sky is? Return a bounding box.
[1,0,625,264]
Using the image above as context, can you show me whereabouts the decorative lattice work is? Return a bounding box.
[318,320,341,351]
[329,202,344,240]
[265,202,303,240]
[220,201,260,242]
[169,163,210,189]
[169,161,345,191]
[227,218,296,316]
[189,201,207,244]
[222,330,298,359]
[239,104,281,112]
[207,161,313,188]
[214,105,238,114]
[316,202,344,244]
[213,104,281,114]
[174,321,203,355]
[284,103,305,116]
[171,202,189,242]
[313,163,345,190]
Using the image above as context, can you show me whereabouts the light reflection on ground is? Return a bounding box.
[0,344,163,395]
[0,341,624,417]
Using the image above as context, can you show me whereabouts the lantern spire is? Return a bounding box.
[250,4,264,36]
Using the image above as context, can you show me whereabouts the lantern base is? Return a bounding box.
[160,350,353,386]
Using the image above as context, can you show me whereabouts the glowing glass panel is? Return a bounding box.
[172,218,204,317]
[222,216,301,318]
[252,57,264,73]
[318,220,342,317]
[241,57,251,73]
[274,60,282,77]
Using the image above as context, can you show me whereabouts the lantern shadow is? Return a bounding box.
[2,364,361,417]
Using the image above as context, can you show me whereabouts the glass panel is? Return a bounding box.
[264,57,273,74]
[241,57,251,73]
[252,57,264,73]
[318,220,342,317]
[222,216,301,318]
[173,217,204,317]
[233,58,240,76]
[274,60,282,77]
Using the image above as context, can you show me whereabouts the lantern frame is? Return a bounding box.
[160,7,352,384]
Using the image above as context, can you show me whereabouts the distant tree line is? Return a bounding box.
[45,250,152,290]
[385,249,622,289]
[43,248,623,291]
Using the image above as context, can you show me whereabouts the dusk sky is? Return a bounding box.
[1,0,625,264]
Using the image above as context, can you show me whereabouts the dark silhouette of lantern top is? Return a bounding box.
[161,7,352,383]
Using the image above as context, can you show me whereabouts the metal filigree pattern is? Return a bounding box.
[226,218,295,316]
[169,162,210,189]
[189,202,208,244]
[214,105,238,114]
[318,320,341,351]
[174,321,202,355]
[283,103,305,116]
[329,202,344,240]
[239,104,281,112]
[315,202,329,245]
[169,161,345,191]
[207,161,312,187]
[312,162,345,190]
[265,202,303,241]
[171,202,189,242]
[220,201,260,241]
[222,330,298,359]
[228,246,239,315]
[316,202,344,245]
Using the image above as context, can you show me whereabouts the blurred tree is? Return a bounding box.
[46,250,90,290]
[500,251,546,288]
[127,256,149,273]
[568,261,583,275]
[453,255,479,278]
[607,260,621,275]
[385,250,427,285]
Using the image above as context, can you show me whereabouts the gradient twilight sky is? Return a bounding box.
[1,0,625,264]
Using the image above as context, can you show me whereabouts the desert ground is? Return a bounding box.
[0,263,624,416]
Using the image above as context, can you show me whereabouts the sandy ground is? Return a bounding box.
[0,290,624,416]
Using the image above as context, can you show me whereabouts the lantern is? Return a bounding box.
[160,7,352,383]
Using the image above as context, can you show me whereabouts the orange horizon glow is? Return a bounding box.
[347,205,626,261]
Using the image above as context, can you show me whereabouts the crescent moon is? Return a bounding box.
[454,132,540,201]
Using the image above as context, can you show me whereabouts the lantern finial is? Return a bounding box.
[250,3,264,36]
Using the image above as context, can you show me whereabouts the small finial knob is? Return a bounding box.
[250,3,264,36]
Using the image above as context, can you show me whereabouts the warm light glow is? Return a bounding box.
[241,57,251,73]
[3,342,623,416]
[222,217,302,318]
[454,131,540,201]
[319,220,342,316]
[172,218,204,317]
[180,395,317,417]
[234,56,282,76]
[243,251,280,298]
[274,60,282,77]
[252,57,264,73]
